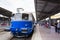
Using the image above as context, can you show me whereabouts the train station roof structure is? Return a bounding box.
[34,0,60,20]
[0,17,9,21]
[0,7,12,17]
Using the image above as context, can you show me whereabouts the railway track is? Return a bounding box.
[10,27,35,40]
[11,36,32,40]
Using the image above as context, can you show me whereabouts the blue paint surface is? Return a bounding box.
[10,21,33,35]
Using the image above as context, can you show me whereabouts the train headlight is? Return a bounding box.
[16,28,18,31]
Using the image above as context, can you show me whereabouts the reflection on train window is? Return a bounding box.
[22,13,29,20]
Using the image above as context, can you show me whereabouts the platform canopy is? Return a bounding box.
[34,0,60,20]
[0,17,9,21]
[0,7,12,17]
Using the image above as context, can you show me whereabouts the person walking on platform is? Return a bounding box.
[57,22,60,33]
[55,23,58,32]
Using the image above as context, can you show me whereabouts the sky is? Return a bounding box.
[0,0,35,13]
[0,0,36,20]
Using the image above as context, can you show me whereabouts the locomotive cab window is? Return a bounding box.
[22,13,29,20]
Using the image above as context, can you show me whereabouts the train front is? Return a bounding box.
[10,13,34,36]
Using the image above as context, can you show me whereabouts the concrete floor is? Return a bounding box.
[0,32,13,40]
[31,24,60,40]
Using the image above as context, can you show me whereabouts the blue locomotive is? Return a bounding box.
[10,13,35,37]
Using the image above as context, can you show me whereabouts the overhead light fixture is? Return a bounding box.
[45,17,49,20]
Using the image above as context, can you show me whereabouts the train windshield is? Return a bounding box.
[11,13,22,21]
[11,13,33,21]
[22,13,29,20]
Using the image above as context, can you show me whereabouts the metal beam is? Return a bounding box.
[41,1,48,12]
[0,7,12,17]
[42,0,60,3]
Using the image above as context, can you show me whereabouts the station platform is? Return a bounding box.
[31,24,60,40]
[0,32,13,40]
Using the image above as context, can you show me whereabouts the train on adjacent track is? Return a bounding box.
[10,13,35,37]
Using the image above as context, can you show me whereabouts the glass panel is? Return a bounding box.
[22,13,29,20]
[29,14,32,21]
[11,13,22,21]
